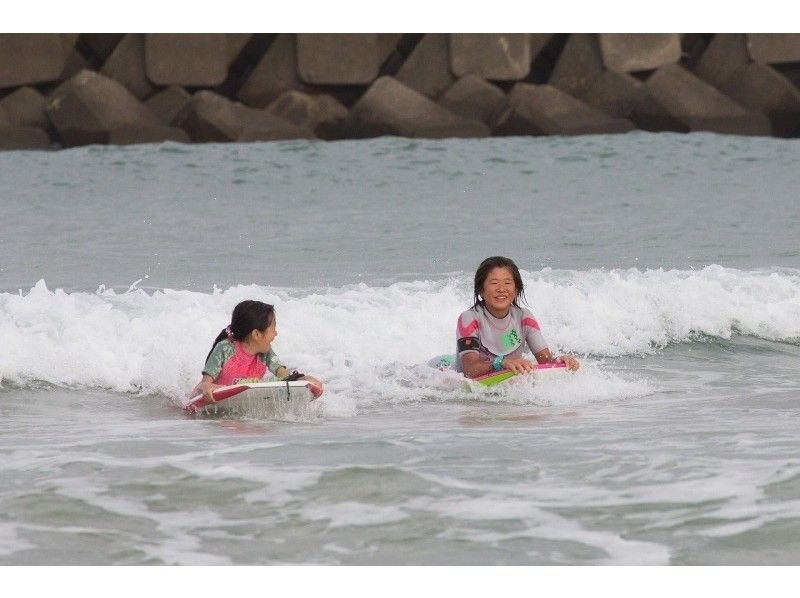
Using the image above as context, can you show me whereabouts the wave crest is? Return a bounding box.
[1,266,797,404]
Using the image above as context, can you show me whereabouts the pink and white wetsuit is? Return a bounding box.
[202,339,285,385]
[455,305,548,373]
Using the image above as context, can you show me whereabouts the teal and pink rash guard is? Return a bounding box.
[202,339,285,385]
[455,305,548,373]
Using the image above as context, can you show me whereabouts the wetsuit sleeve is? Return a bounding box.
[202,341,232,381]
[456,311,481,357]
[522,309,548,354]
[261,348,285,376]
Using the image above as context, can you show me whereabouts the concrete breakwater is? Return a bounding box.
[1,33,800,150]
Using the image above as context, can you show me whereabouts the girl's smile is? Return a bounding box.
[482,266,517,317]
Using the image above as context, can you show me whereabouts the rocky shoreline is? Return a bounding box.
[1,33,799,150]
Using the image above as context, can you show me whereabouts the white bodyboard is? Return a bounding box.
[184,381,317,416]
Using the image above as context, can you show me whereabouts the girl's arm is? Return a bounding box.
[524,311,579,371]
[461,352,538,377]
[460,352,495,378]
[463,347,579,377]
[533,348,557,364]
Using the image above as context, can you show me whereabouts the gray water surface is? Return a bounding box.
[1,132,799,564]
[2,133,798,292]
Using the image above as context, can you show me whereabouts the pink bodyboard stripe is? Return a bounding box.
[185,384,249,412]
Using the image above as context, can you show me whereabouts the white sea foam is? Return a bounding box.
[523,264,800,355]
[1,266,797,411]
[48,475,232,565]
[463,361,654,407]
[299,501,409,528]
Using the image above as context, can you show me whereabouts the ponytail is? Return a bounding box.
[205,328,231,362]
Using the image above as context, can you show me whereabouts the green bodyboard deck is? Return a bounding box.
[474,370,516,386]
[428,354,567,391]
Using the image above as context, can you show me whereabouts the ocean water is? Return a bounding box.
[1,133,799,565]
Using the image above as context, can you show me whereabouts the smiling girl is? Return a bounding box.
[456,256,579,378]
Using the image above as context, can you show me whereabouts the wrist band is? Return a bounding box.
[492,355,504,371]
[285,370,305,382]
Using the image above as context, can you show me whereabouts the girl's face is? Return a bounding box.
[481,266,517,316]
[248,317,277,353]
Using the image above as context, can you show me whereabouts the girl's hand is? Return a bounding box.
[501,356,537,374]
[557,355,580,371]
[302,375,323,399]
[199,381,216,404]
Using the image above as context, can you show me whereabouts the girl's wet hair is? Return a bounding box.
[206,300,275,360]
[473,256,526,309]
